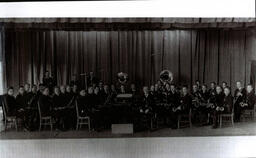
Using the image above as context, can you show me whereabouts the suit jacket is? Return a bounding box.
[200,91,210,103]
[244,92,256,110]
[179,94,192,114]
[223,95,233,113]
[167,91,180,106]
[215,92,225,107]
[52,94,64,108]
[38,95,52,116]
[16,93,27,109]
[234,88,246,105]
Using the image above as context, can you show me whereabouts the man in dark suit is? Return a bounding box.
[3,87,17,116]
[236,84,256,121]
[42,71,55,94]
[52,86,67,130]
[234,81,246,122]
[25,85,39,131]
[15,86,28,129]
[169,86,192,129]
[212,87,232,128]
[38,87,53,117]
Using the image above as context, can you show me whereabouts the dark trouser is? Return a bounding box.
[234,103,242,122]
[65,108,76,130]
[53,109,68,130]
[25,109,39,131]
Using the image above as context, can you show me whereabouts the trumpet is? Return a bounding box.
[172,106,181,112]
[240,102,248,107]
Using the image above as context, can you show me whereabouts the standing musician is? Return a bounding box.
[42,71,55,93]
[87,71,99,87]
[238,84,256,120]
[212,87,233,128]
[70,74,81,88]
[234,81,246,122]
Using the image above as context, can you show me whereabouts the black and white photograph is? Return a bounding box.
[0,1,255,158]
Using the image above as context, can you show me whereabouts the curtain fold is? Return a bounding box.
[3,29,256,93]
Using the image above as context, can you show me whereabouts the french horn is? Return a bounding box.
[117,72,128,84]
[160,70,173,84]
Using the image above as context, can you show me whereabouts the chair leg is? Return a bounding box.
[39,119,41,131]
[88,118,91,132]
[4,119,7,132]
[219,116,222,128]
[231,116,234,127]
[15,119,18,131]
[76,119,79,130]
[189,116,192,128]
[177,117,180,129]
[50,119,53,131]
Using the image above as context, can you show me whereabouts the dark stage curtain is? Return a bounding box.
[2,29,256,92]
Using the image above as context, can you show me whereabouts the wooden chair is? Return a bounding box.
[75,101,90,131]
[219,107,234,128]
[177,109,192,129]
[1,99,17,131]
[38,102,53,131]
[240,104,255,121]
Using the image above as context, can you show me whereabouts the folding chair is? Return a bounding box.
[38,102,53,131]
[75,101,90,131]
[219,107,234,128]
[240,104,255,122]
[1,99,17,131]
[178,109,192,129]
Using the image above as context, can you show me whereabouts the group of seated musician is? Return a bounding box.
[1,73,256,132]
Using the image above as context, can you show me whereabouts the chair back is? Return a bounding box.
[37,101,42,119]
[75,100,80,118]
[1,98,7,119]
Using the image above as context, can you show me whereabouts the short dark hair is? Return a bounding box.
[182,85,188,89]
[202,84,207,87]
[222,81,227,84]
[210,82,216,85]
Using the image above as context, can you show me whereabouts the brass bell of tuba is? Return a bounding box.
[160,70,173,84]
[117,72,128,84]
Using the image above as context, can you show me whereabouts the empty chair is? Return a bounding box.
[75,100,90,131]
[38,102,53,131]
[219,107,234,128]
[1,99,17,131]
[177,109,192,129]
[240,104,255,122]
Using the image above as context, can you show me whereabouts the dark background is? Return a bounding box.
[1,18,256,92]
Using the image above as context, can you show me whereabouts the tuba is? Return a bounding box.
[160,70,173,84]
[117,72,128,84]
